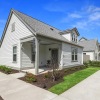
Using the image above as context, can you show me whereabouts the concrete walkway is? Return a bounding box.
[61,70,100,100]
[0,72,57,100]
[9,72,25,78]
[0,71,100,100]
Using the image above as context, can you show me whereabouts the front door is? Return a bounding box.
[51,49,58,64]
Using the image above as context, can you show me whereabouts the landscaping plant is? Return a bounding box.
[25,72,37,83]
[0,65,12,74]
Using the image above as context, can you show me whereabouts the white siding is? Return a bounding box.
[83,52,95,61]
[0,14,33,69]
[39,45,46,66]
[61,43,83,68]
[62,33,71,41]
[21,42,34,68]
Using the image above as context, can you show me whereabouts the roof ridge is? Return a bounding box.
[79,39,97,42]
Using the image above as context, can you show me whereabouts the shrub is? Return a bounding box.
[51,70,63,81]
[83,62,88,67]
[0,65,12,74]
[44,72,51,79]
[25,73,37,83]
[88,61,100,67]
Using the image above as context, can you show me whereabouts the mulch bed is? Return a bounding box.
[0,69,19,74]
[10,69,19,74]
[0,96,3,100]
[19,66,87,90]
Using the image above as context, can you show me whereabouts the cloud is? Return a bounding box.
[61,5,100,31]
[68,13,82,18]
[72,21,88,29]
[89,12,100,21]
[86,5,100,13]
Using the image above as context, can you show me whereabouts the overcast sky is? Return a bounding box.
[0,0,100,41]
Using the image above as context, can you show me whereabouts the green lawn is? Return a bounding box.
[49,67,100,95]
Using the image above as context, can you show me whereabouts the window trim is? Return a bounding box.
[12,45,17,63]
[72,33,77,42]
[11,22,15,32]
[71,47,78,62]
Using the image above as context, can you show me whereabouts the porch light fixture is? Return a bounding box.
[49,48,51,51]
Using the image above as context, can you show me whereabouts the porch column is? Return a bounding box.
[35,38,39,75]
[82,52,83,64]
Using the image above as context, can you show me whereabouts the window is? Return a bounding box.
[31,45,35,62]
[11,22,15,32]
[13,46,17,62]
[72,33,77,42]
[71,48,78,61]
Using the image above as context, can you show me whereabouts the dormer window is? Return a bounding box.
[72,33,77,42]
[11,22,15,32]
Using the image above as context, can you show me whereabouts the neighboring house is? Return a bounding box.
[78,37,100,62]
[0,9,83,74]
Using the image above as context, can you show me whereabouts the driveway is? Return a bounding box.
[0,71,100,100]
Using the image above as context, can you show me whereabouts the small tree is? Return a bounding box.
[50,56,60,82]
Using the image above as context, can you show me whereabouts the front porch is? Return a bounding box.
[20,35,62,75]
[22,67,52,74]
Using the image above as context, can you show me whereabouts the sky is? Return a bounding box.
[0,0,100,42]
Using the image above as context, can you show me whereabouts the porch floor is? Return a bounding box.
[22,67,52,75]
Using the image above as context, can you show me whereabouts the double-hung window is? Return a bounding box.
[13,46,17,62]
[72,48,78,62]
[72,33,77,42]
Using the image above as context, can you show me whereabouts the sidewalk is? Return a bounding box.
[0,72,57,100]
[60,70,100,100]
[0,71,100,100]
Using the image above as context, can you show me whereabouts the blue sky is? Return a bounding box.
[0,0,100,41]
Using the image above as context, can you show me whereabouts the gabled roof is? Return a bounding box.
[79,37,88,41]
[78,39,97,51]
[60,27,80,36]
[0,9,83,48]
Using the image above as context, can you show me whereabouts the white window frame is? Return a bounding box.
[11,22,15,32]
[13,45,17,62]
[71,47,78,62]
[72,33,77,42]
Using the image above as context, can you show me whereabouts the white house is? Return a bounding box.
[78,37,100,61]
[0,9,83,74]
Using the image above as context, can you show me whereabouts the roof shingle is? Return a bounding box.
[78,39,97,51]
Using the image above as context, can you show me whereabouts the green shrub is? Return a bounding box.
[0,65,12,74]
[83,62,88,67]
[25,73,37,83]
[88,61,100,67]
[44,72,51,79]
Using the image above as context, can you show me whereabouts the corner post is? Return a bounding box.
[35,37,39,75]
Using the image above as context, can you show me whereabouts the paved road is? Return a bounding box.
[0,71,100,100]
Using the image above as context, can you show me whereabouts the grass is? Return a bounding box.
[49,67,100,95]
[0,65,12,74]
